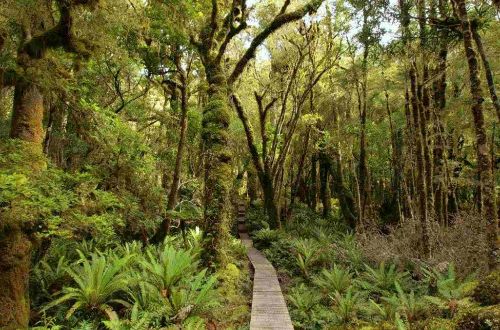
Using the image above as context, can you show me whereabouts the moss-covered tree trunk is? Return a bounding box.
[261,171,279,228]
[202,67,232,265]
[10,81,44,144]
[168,84,188,211]
[0,229,32,329]
[1,1,98,324]
[0,79,45,329]
[410,63,431,258]
[453,0,498,269]
[247,164,259,203]
[471,23,500,123]
[432,3,448,225]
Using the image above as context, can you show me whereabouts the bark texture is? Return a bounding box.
[453,0,498,269]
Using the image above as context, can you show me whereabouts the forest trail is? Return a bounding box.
[237,204,294,330]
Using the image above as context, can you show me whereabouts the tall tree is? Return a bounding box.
[452,0,498,269]
[0,1,99,327]
[186,0,324,262]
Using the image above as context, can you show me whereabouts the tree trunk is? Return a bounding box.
[410,63,431,258]
[330,149,357,228]
[247,164,259,203]
[358,45,370,226]
[290,129,310,213]
[432,12,449,225]
[261,171,279,228]
[0,79,46,329]
[44,100,68,168]
[453,0,498,269]
[202,67,232,265]
[0,230,32,329]
[10,81,44,144]
[319,152,331,218]
[309,154,318,210]
[471,24,500,122]
[167,86,188,210]
[153,83,189,243]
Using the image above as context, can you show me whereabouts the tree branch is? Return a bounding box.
[21,0,97,59]
[231,94,265,175]
[228,0,324,85]
[279,0,291,15]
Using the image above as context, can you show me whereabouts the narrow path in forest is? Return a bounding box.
[237,204,294,330]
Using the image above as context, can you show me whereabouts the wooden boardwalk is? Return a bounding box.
[237,205,294,330]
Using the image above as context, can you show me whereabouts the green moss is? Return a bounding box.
[201,127,230,146]
[213,257,251,328]
[202,108,231,129]
[456,305,500,329]
[472,271,500,306]
[414,317,456,330]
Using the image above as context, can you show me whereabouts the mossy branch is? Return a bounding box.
[228,0,324,85]
[21,0,98,59]
[230,94,265,176]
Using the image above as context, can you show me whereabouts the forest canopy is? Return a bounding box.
[0,0,498,329]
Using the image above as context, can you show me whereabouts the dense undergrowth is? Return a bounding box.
[246,203,500,330]
[28,230,250,329]
[1,140,251,329]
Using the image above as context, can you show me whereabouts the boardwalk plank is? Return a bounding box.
[238,206,294,330]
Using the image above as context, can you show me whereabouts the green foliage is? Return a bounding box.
[287,284,328,328]
[263,238,297,276]
[32,235,222,328]
[456,305,500,330]
[31,256,71,305]
[139,243,198,294]
[472,270,500,306]
[245,204,270,233]
[252,228,282,250]
[293,238,323,279]
[381,282,428,323]
[330,288,365,325]
[42,251,133,319]
[212,262,251,328]
[102,304,151,330]
[422,264,475,317]
[357,263,410,297]
[168,269,218,322]
[313,264,353,296]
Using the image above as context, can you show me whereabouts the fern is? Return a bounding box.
[42,250,133,319]
[330,288,364,325]
[423,263,474,316]
[357,262,409,296]
[293,238,322,278]
[102,304,152,330]
[287,283,323,326]
[313,264,353,296]
[381,281,427,323]
[169,269,218,323]
[140,243,198,296]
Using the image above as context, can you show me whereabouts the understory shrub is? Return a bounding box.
[357,214,491,276]
[245,204,494,330]
[472,270,500,306]
[31,233,225,329]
